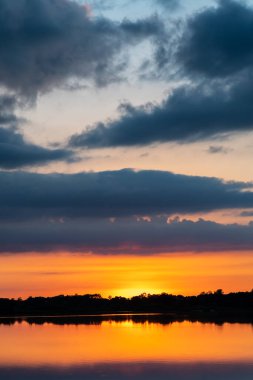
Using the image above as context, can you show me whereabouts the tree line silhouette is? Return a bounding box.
[0,290,252,323]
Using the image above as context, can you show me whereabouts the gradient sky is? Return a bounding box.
[1,0,253,298]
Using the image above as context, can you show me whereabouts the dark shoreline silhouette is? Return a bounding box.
[0,290,252,325]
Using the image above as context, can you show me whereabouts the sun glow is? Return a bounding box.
[111,287,166,298]
[0,252,253,299]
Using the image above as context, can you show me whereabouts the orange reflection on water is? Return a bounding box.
[0,320,253,366]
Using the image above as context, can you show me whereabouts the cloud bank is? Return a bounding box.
[2,216,253,254]
[1,169,253,221]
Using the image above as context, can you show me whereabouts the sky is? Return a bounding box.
[1,0,253,298]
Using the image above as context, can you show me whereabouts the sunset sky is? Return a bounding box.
[1,0,253,298]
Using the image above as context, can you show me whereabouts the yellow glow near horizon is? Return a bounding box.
[0,252,252,299]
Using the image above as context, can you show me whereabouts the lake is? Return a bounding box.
[0,315,252,379]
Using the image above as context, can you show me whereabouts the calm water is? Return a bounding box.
[0,315,253,379]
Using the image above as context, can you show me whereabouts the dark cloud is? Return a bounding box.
[120,16,163,38]
[0,95,18,126]
[176,0,253,78]
[0,0,163,97]
[1,168,253,253]
[240,210,253,217]
[0,127,74,169]
[69,75,253,147]
[2,216,253,254]
[207,146,230,154]
[1,169,253,221]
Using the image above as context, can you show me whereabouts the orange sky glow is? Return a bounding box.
[0,252,252,299]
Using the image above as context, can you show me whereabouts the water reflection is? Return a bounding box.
[1,312,253,326]
[0,317,252,379]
